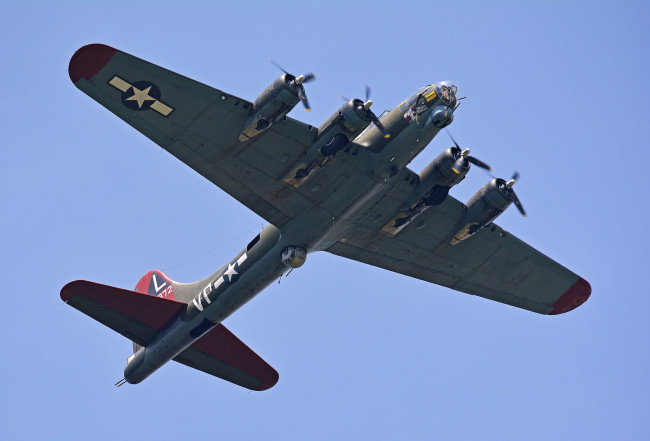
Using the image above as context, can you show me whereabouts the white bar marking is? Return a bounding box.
[108,76,131,92]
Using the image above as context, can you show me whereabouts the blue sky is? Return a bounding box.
[1,1,649,440]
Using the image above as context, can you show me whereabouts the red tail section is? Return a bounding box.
[134,270,175,300]
[61,280,279,390]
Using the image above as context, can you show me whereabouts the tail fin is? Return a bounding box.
[132,270,176,353]
[134,270,176,300]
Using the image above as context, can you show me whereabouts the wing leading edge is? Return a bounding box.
[60,281,278,390]
[68,43,319,227]
[328,195,591,315]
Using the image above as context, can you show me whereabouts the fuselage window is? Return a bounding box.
[247,234,261,251]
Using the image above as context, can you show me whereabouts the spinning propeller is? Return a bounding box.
[270,60,316,111]
[341,85,391,138]
[446,131,491,174]
[499,171,526,217]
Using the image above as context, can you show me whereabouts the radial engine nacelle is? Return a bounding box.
[407,146,471,208]
[316,98,377,152]
[281,98,378,185]
[239,74,304,142]
[451,178,517,245]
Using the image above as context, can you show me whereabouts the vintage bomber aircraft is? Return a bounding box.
[62,44,591,391]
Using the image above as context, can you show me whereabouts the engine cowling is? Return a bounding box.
[288,98,373,162]
[239,74,302,142]
[405,147,470,208]
[280,99,372,184]
[381,147,471,236]
[318,99,373,142]
[280,98,374,185]
[450,178,515,245]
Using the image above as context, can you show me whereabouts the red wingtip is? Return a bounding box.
[192,325,280,391]
[60,280,82,302]
[549,277,592,315]
[253,369,280,391]
[69,43,117,84]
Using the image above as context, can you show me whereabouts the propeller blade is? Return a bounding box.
[269,59,288,74]
[511,170,520,182]
[368,110,390,138]
[303,72,316,83]
[467,156,491,171]
[298,86,311,111]
[365,84,371,102]
[510,189,526,216]
[446,129,461,150]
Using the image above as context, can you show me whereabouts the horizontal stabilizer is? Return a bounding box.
[61,280,186,347]
[174,325,279,391]
[61,280,278,389]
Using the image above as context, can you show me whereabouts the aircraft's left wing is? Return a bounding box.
[327,195,591,315]
[69,44,321,227]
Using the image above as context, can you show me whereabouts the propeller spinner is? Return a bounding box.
[500,171,526,216]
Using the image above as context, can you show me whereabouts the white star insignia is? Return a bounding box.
[223,262,239,282]
[108,76,175,117]
[126,85,156,108]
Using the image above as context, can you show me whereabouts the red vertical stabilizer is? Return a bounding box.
[134,270,176,301]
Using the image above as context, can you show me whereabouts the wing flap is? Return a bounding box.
[60,280,186,346]
[174,324,278,391]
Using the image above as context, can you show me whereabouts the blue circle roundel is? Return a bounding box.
[121,81,161,111]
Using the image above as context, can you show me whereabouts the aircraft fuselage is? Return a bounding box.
[123,82,458,384]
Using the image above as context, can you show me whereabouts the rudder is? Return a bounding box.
[131,270,177,353]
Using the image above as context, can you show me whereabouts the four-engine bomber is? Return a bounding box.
[62,44,591,391]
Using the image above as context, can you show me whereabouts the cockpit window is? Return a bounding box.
[406,93,418,107]
[435,81,458,107]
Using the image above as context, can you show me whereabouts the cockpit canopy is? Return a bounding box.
[435,81,458,108]
[415,81,458,109]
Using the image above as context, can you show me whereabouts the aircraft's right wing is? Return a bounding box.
[328,195,591,315]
